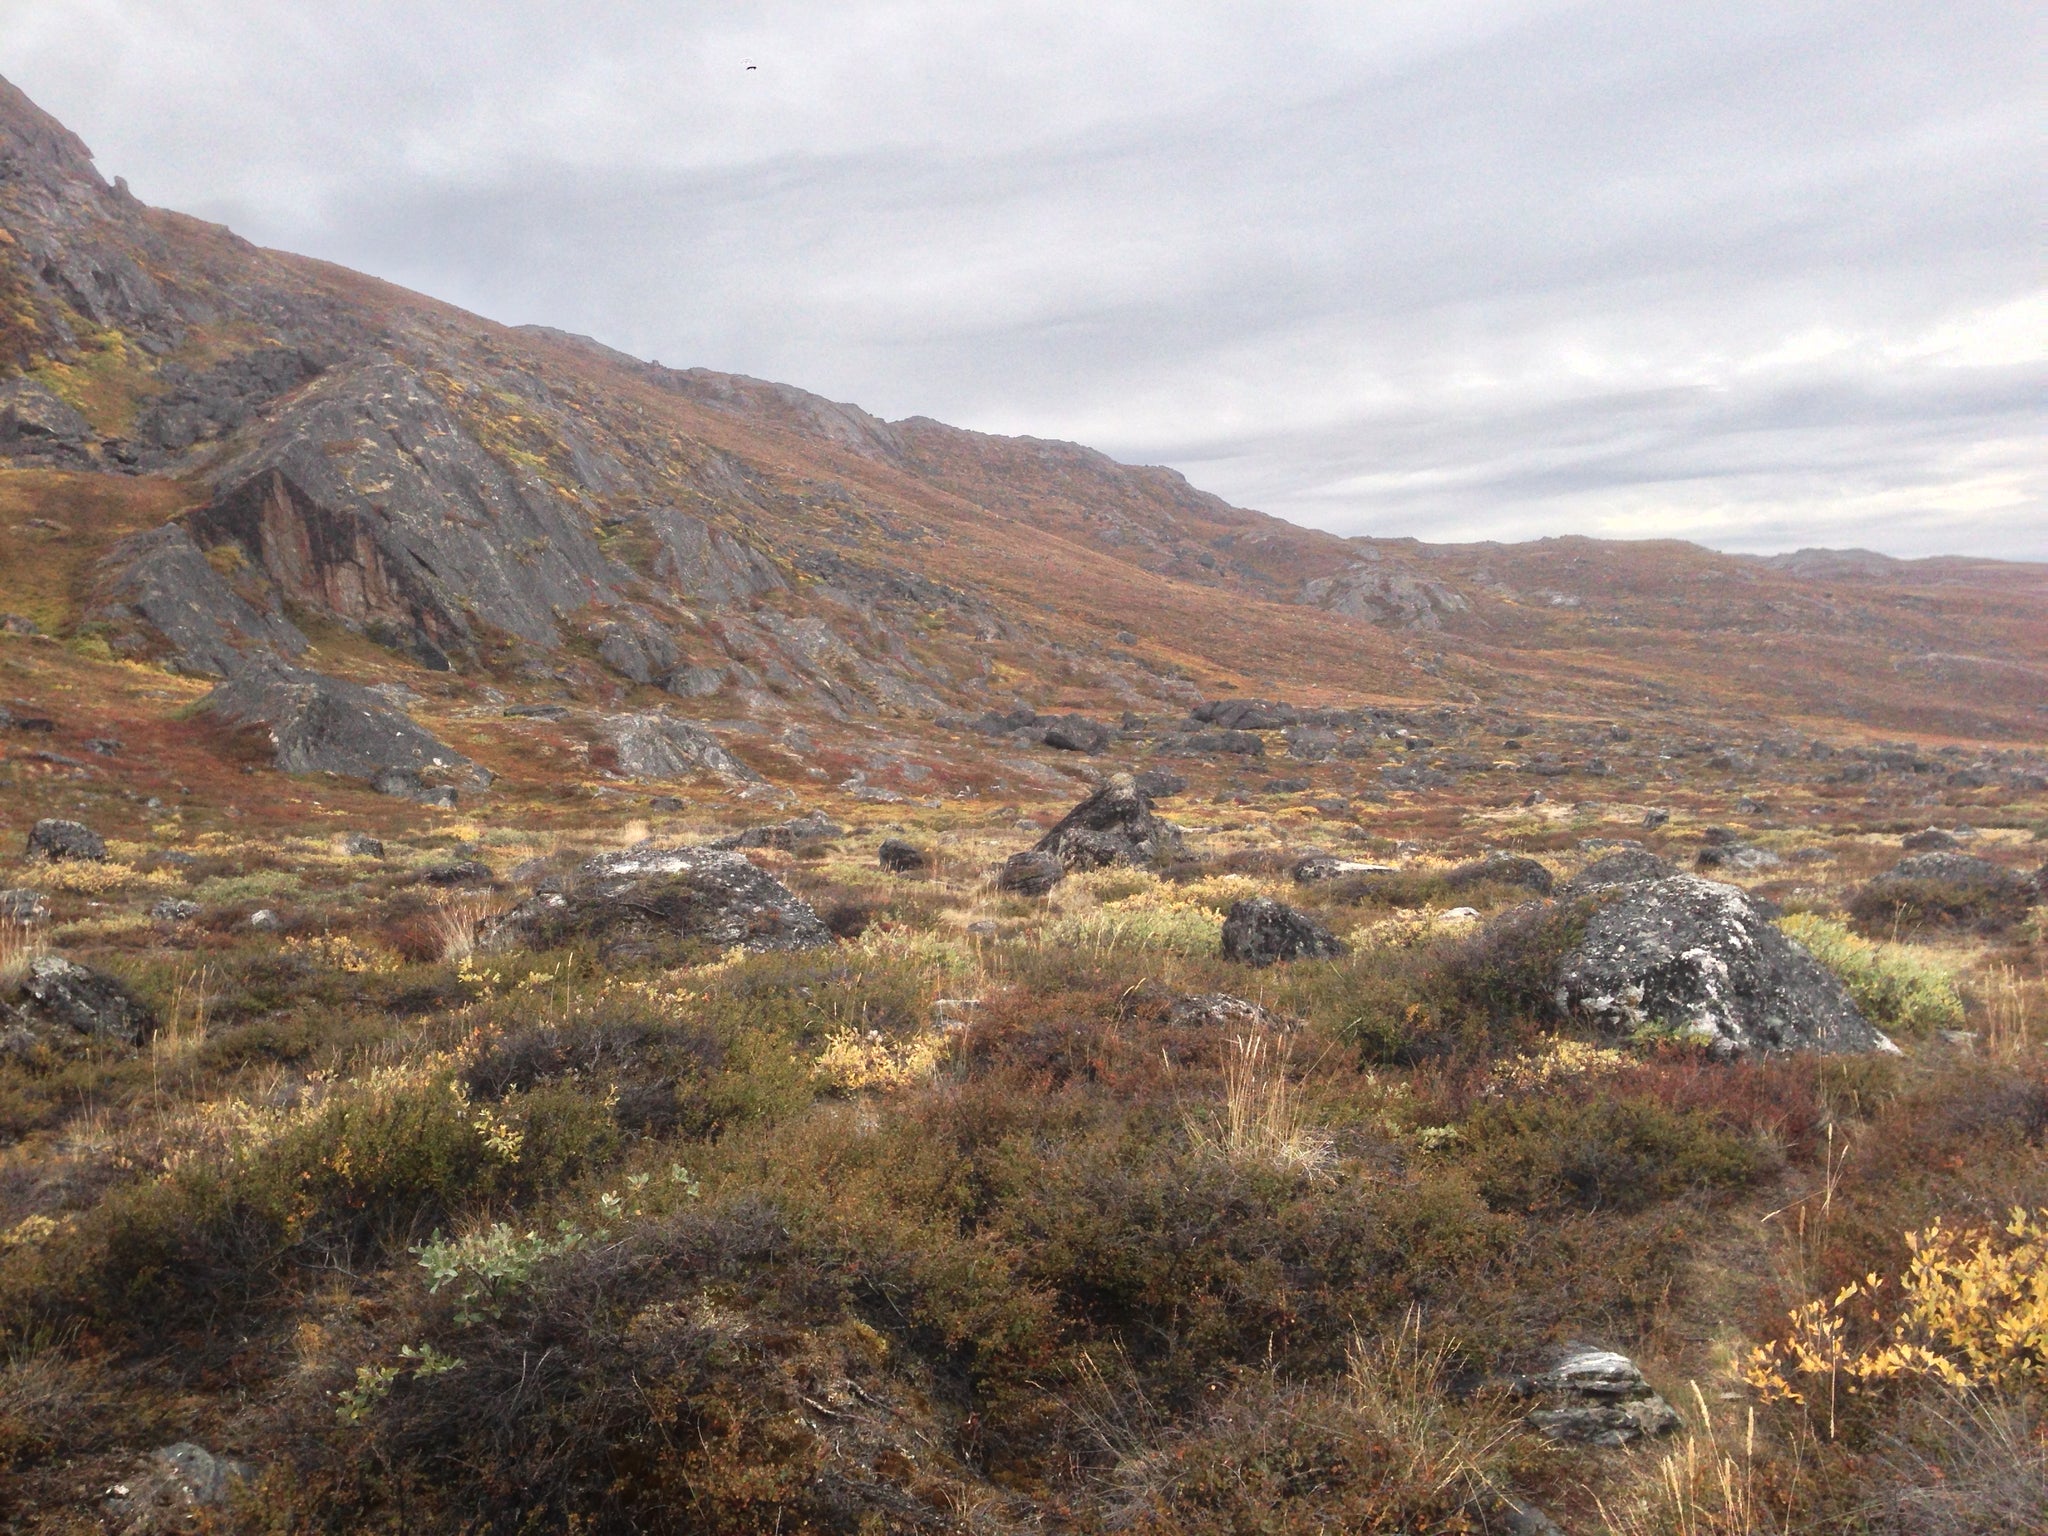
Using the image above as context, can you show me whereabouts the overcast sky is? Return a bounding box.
[4,1,2041,558]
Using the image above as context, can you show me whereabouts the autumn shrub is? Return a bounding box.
[1848,873,2035,936]
[1460,1091,1776,1215]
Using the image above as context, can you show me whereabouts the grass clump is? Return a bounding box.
[1781,913,1965,1037]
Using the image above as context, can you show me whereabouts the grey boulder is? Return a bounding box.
[1554,874,1894,1057]
[482,844,830,961]
[1034,772,1182,870]
[1220,898,1348,966]
[0,888,49,922]
[878,838,930,873]
[997,850,1064,897]
[26,818,105,862]
[13,955,158,1045]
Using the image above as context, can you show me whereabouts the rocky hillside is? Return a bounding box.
[0,71,2041,816]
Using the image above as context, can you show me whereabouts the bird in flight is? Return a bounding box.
[744,60,757,71]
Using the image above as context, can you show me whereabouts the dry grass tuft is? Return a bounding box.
[0,918,47,991]
[1185,1031,1333,1176]
[428,895,498,963]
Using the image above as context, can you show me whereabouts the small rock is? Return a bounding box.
[1133,769,1189,799]
[0,888,48,923]
[1293,855,1397,883]
[1262,777,1312,794]
[966,920,1000,938]
[248,909,283,931]
[1168,993,1284,1031]
[933,997,980,1029]
[85,737,122,756]
[0,613,41,636]
[1642,808,1670,828]
[878,838,930,874]
[26,818,106,862]
[15,955,158,1044]
[341,832,385,858]
[648,795,685,812]
[1220,898,1348,966]
[417,859,492,887]
[1516,1347,1683,1448]
[149,898,200,923]
[1694,842,1783,872]
[1902,827,1960,852]
[1041,715,1110,753]
[713,811,843,850]
[998,850,1064,896]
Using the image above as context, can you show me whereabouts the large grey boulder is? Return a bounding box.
[1553,874,1894,1057]
[26,819,105,862]
[1220,898,1348,966]
[601,713,759,783]
[197,664,474,783]
[482,845,830,961]
[12,955,158,1045]
[1034,773,1181,870]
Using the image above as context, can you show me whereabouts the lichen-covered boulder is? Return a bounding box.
[482,845,830,962]
[1568,849,1678,892]
[26,819,105,862]
[1445,853,1555,896]
[602,713,760,784]
[1220,898,1348,966]
[12,955,157,1045]
[1035,773,1181,870]
[1554,875,1893,1057]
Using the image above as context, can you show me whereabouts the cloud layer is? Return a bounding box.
[6,0,2041,556]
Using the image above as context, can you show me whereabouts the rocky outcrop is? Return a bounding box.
[197,664,475,782]
[1034,773,1181,869]
[26,819,104,861]
[9,955,157,1045]
[482,845,831,961]
[1301,557,1470,630]
[602,713,759,783]
[87,524,309,676]
[1220,898,1348,965]
[0,377,91,459]
[1553,874,1894,1056]
[189,357,623,653]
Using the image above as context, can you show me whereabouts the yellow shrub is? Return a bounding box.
[813,1027,951,1092]
[1746,1207,2048,1406]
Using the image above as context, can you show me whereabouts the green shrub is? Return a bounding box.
[1461,1091,1775,1214]
[1780,914,1965,1037]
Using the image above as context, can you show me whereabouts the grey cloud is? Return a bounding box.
[3,0,2039,557]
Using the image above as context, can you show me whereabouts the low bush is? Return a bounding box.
[1460,1091,1776,1215]
[1781,913,1965,1036]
